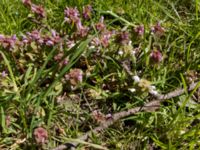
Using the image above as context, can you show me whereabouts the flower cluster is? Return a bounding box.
[0,29,61,51]
[25,29,61,46]
[0,3,166,90]
[150,49,163,63]
[95,16,106,32]
[134,25,144,36]
[100,30,115,47]
[64,6,89,38]
[33,127,48,145]
[64,7,80,23]
[116,31,129,45]
[0,34,17,50]
[82,5,92,20]
[54,52,68,66]
[23,0,45,18]
[151,22,165,37]
[65,68,83,86]
[131,75,158,95]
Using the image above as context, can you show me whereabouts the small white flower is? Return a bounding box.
[129,88,136,92]
[133,75,140,83]
[180,130,186,135]
[149,89,158,95]
[89,45,95,49]
[128,40,132,46]
[118,50,123,55]
[151,86,156,90]
[131,50,136,56]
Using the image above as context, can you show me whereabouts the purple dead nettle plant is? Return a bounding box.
[100,30,115,48]
[33,127,48,145]
[43,30,61,46]
[75,20,89,37]
[91,37,101,46]
[22,0,45,18]
[0,34,17,50]
[64,7,89,37]
[31,4,45,18]
[54,52,68,67]
[22,0,31,7]
[65,68,83,86]
[25,29,61,46]
[151,22,165,37]
[82,5,92,20]
[150,49,163,63]
[95,16,106,32]
[64,7,80,24]
[90,16,108,47]
[26,30,43,44]
[54,52,64,61]
[21,35,30,45]
[66,39,75,49]
[134,24,144,36]
[116,31,129,45]
[43,36,54,46]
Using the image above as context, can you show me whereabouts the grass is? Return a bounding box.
[0,0,200,149]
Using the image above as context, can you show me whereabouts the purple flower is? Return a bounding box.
[75,20,89,37]
[54,53,68,67]
[95,16,105,31]
[91,37,101,46]
[2,71,7,77]
[0,34,4,41]
[45,38,54,46]
[82,5,92,20]
[151,22,165,37]
[135,25,144,36]
[51,30,61,42]
[54,52,64,61]
[22,0,32,7]
[76,19,83,30]
[65,68,83,85]
[101,36,109,47]
[11,35,17,41]
[116,31,129,45]
[38,38,44,45]
[100,31,113,47]
[21,35,30,44]
[51,29,57,37]
[0,35,17,50]
[63,59,68,65]
[150,50,163,63]
[27,30,41,41]
[64,7,80,23]
[43,30,61,46]
[33,127,48,145]
[65,7,79,18]
[31,4,45,18]
[66,40,75,49]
